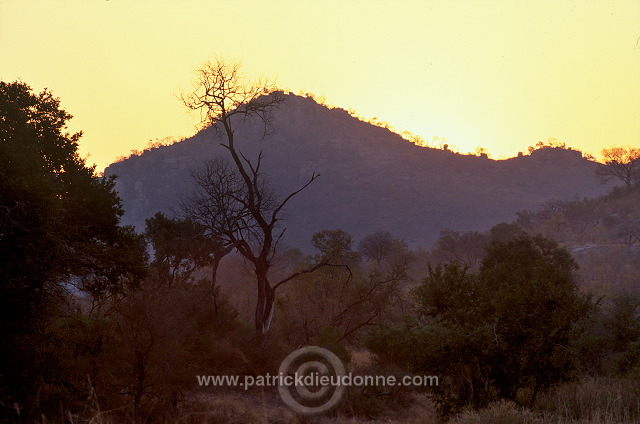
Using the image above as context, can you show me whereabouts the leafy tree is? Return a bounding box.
[359,230,414,285]
[144,211,236,317]
[604,293,640,352]
[313,229,360,264]
[476,234,592,400]
[359,230,395,263]
[474,146,489,157]
[368,233,593,411]
[0,80,147,411]
[144,212,217,286]
[527,138,568,154]
[488,222,524,242]
[596,146,640,190]
[575,292,640,378]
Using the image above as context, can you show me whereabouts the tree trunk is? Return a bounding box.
[254,266,275,339]
[210,245,233,317]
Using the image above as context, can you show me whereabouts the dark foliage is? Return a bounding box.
[367,233,594,414]
[0,81,147,417]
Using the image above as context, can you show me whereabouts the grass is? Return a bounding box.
[14,376,640,424]
[534,377,640,424]
[449,377,640,424]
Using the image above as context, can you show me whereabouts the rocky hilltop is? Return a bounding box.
[104,94,613,249]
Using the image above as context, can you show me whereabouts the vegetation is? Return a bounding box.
[367,234,594,414]
[0,81,148,419]
[180,59,340,340]
[2,76,639,423]
[596,145,640,191]
[112,136,182,164]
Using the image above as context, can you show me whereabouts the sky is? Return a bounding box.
[1,0,639,171]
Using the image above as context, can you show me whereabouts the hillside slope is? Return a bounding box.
[104,94,613,249]
[513,185,640,293]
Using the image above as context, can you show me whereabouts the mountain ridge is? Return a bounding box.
[105,94,613,249]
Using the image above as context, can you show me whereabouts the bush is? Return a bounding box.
[368,234,594,414]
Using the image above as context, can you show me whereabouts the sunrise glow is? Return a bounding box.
[1,0,638,170]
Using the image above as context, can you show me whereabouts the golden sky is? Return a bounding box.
[2,0,639,171]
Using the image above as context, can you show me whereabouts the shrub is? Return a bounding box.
[368,234,594,414]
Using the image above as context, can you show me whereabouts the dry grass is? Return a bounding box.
[175,395,274,424]
[448,377,640,424]
[21,377,640,424]
[534,377,640,424]
[447,400,542,424]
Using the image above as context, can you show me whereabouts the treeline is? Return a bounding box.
[2,77,640,423]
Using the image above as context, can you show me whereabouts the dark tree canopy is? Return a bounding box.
[0,81,147,406]
[144,212,217,286]
[368,233,593,411]
[312,229,359,264]
[358,230,395,263]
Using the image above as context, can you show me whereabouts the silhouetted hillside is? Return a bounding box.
[104,94,613,249]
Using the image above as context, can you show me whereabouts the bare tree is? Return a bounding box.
[596,146,640,190]
[618,224,640,248]
[180,59,327,339]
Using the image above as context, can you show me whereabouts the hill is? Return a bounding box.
[512,185,640,293]
[104,94,613,249]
